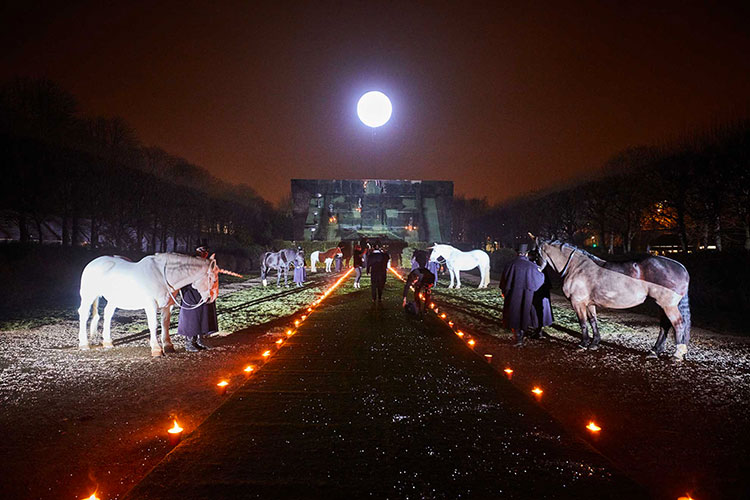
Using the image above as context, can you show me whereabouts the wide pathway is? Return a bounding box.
[126,280,643,499]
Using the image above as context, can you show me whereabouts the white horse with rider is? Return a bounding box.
[428,243,491,289]
[78,253,220,356]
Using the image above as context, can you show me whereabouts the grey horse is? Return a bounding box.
[261,248,305,287]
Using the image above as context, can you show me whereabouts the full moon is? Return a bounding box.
[357,91,392,128]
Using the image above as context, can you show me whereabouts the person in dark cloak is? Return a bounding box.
[499,243,545,347]
[527,247,554,338]
[177,244,218,352]
[366,240,389,303]
[352,243,364,288]
[402,250,435,317]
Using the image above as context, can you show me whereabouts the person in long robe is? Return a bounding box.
[499,244,545,347]
[366,241,389,303]
[177,245,219,352]
[528,248,554,338]
[293,261,306,287]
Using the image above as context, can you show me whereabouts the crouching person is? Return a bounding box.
[402,250,435,317]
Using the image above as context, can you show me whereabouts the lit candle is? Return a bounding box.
[448,321,454,327]
[217,380,229,395]
[301,315,307,321]
[295,320,300,327]
[456,331,465,337]
[434,308,439,314]
[467,339,476,348]
[503,368,514,380]
[429,303,435,309]
[531,387,543,400]
[307,307,312,312]
[441,313,446,319]
[677,495,695,500]
[262,350,271,359]
[286,329,294,336]
[243,365,254,375]
[275,338,284,347]
[484,353,493,363]
[167,419,183,446]
[586,421,601,433]
[84,493,100,500]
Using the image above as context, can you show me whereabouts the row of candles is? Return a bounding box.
[83,268,356,499]
[414,274,699,500]
[387,266,605,437]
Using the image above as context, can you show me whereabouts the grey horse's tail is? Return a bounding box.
[260,253,268,280]
[678,293,691,345]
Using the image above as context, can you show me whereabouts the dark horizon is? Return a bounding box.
[3,0,750,204]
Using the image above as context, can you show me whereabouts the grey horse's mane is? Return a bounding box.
[547,240,606,265]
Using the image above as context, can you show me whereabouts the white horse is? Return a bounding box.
[78,253,219,356]
[429,243,491,289]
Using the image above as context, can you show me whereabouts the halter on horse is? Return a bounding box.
[428,243,491,288]
[536,238,691,360]
[261,248,305,286]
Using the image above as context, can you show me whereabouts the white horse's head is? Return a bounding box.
[429,243,453,262]
[191,255,220,303]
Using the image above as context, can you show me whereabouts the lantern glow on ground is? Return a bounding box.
[357,91,392,128]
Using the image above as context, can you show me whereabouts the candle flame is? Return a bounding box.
[244,365,254,373]
[484,354,492,360]
[275,339,283,345]
[448,321,454,327]
[677,495,695,500]
[429,303,435,309]
[262,350,271,357]
[504,368,514,375]
[84,493,100,500]
[301,315,307,320]
[586,421,601,432]
[441,313,446,319]
[456,331,465,337]
[168,419,183,434]
[295,320,300,326]
[467,339,476,347]
[286,330,293,336]
[532,387,543,395]
[217,380,229,387]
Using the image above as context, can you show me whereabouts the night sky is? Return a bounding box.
[3,0,750,204]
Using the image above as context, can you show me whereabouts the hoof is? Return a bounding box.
[163,344,176,354]
[577,343,589,350]
[102,340,114,349]
[645,351,658,359]
[151,348,164,357]
[79,344,91,351]
[588,344,600,351]
[262,279,268,286]
[673,343,687,361]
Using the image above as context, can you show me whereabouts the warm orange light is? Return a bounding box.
[307,307,312,312]
[448,321,454,327]
[295,320,300,326]
[456,331,465,337]
[301,315,307,321]
[484,354,493,363]
[168,419,183,434]
[286,329,293,336]
[677,495,695,500]
[586,421,601,432]
[262,350,271,358]
[532,387,543,396]
[244,365,254,374]
[275,338,283,345]
[217,380,229,387]
[84,493,100,500]
[504,368,514,375]
[434,308,439,314]
[467,339,475,347]
[441,313,446,319]
[429,303,435,309]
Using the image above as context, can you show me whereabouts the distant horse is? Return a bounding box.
[78,253,219,357]
[310,247,343,272]
[261,248,305,286]
[536,238,691,360]
[428,243,490,288]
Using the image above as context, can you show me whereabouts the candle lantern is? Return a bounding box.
[531,387,543,400]
[467,339,476,348]
[262,350,271,359]
[167,419,184,446]
[503,368,514,380]
[586,421,601,433]
[456,331,465,337]
[243,365,255,376]
[275,338,284,348]
[484,353,493,363]
[217,380,229,395]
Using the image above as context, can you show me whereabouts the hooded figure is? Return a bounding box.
[499,244,545,346]
[528,247,554,337]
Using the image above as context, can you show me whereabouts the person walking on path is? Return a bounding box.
[402,250,435,317]
[366,241,389,303]
[353,244,364,288]
[177,244,219,352]
[499,244,545,347]
[527,247,554,338]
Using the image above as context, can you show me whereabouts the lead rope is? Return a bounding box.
[163,261,209,311]
[559,246,577,278]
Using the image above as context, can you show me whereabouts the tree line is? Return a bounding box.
[0,77,287,254]
[454,119,750,254]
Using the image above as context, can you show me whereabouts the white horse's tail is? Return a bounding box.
[479,252,491,288]
[310,251,319,272]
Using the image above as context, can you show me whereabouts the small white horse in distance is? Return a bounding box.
[429,243,491,289]
[310,247,343,272]
[78,253,219,356]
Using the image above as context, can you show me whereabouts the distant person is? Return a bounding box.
[334,250,343,272]
[352,243,364,288]
[528,247,554,338]
[427,256,440,286]
[177,243,218,352]
[499,243,545,347]
[366,241,389,303]
[402,250,435,317]
[293,259,306,287]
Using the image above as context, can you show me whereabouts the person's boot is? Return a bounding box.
[185,337,201,352]
[195,335,210,350]
[514,330,524,348]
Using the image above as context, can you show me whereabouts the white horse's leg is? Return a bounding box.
[161,306,175,353]
[448,266,455,288]
[310,253,318,272]
[88,297,100,339]
[102,301,117,348]
[479,263,487,288]
[78,296,96,350]
[455,268,461,289]
[144,304,163,357]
